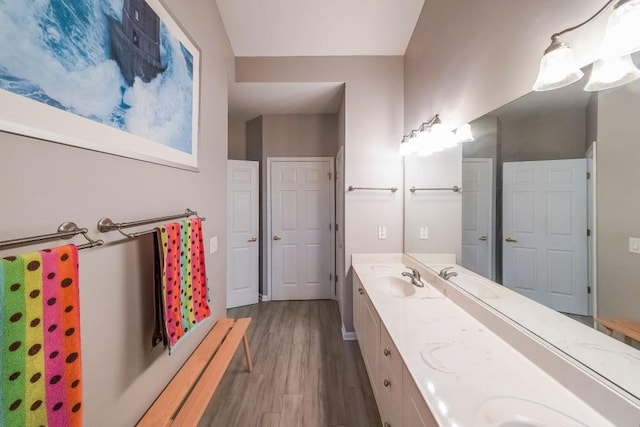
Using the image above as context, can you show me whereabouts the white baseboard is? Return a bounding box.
[342,324,356,341]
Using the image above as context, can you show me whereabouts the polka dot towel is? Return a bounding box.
[1,245,82,427]
[156,218,211,352]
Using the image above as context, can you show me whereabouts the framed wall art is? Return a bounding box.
[0,0,201,170]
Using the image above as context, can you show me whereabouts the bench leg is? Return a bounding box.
[243,334,253,372]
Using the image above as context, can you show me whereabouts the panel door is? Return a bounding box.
[503,159,588,315]
[271,161,332,300]
[227,160,260,308]
[462,159,493,279]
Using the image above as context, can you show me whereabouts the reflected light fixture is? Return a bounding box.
[454,123,474,143]
[533,0,640,92]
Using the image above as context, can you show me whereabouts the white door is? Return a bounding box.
[462,159,493,279]
[227,160,259,308]
[270,160,333,300]
[503,159,588,315]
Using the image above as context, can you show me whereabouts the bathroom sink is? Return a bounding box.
[475,397,587,427]
[371,275,416,297]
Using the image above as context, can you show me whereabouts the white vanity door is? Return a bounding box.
[503,159,588,315]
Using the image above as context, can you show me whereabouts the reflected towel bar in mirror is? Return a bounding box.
[98,208,206,239]
[348,186,398,193]
[0,223,104,251]
[410,186,462,193]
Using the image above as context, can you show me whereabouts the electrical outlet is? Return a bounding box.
[630,237,640,254]
[209,236,218,254]
[420,226,429,240]
[378,226,387,240]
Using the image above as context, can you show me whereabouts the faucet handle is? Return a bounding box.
[439,266,454,277]
[405,266,420,279]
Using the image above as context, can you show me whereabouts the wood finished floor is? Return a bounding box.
[199,300,381,427]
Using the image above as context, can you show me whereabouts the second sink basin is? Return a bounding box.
[474,397,587,427]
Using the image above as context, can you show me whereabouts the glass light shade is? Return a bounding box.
[431,122,457,149]
[584,54,640,91]
[600,0,640,59]
[533,44,584,91]
[454,124,474,143]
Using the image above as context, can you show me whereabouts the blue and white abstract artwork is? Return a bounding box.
[0,0,199,168]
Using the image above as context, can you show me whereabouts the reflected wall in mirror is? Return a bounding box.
[404,59,640,400]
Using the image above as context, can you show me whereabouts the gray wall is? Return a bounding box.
[228,118,247,160]
[500,109,587,162]
[263,114,338,158]
[596,85,640,322]
[0,1,233,425]
[236,56,404,332]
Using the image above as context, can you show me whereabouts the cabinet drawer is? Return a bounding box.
[379,324,403,427]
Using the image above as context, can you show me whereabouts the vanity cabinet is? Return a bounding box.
[354,273,437,427]
[402,365,438,427]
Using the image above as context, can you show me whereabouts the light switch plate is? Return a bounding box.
[629,237,640,254]
[378,226,387,240]
[209,236,218,254]
[420,226,429,240]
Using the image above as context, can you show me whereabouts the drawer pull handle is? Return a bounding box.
[358,288,364,295]
[383,348,391,357]
[383,379,391,387]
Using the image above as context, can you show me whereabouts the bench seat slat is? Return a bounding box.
[171,318,252,425]
[137,318,236,427]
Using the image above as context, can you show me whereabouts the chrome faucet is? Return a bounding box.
[438,266,458,280]
[401,267,424,288]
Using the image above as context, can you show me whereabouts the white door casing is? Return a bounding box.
[268,158,335,300]
[503,159,588,315]
[336,147,345,315]
[462,158,494,280]
[227,160,260,309]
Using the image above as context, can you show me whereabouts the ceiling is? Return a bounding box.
[216,0,425,57]
[229,83,345,121]
[219,0,424,121]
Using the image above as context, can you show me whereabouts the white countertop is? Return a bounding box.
[352,256,614,427]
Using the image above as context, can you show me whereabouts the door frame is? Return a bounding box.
[266,157,336,300]
[462,158,495,280]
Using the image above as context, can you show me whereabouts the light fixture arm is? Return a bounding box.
[551,0,617,41]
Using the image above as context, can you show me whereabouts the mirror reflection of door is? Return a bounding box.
[503,159,588,316]
[461,159,494,280]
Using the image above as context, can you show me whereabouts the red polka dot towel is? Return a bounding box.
[156,218,210,352]
[1,245,82,427]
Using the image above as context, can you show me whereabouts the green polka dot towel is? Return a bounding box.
[1,245,82,427]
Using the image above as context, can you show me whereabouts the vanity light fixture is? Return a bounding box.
[399,115,472,157]
[533,0,640,92]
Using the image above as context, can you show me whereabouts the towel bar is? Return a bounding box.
[0,223,104,251]
[97,209,205,239]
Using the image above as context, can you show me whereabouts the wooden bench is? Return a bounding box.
[137,318,253,426]
[595,317,640,345]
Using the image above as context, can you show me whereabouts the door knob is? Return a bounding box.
[247,237,257,242]
[505,237,518,243]
[479,236,488,241]
[273,235,282,241]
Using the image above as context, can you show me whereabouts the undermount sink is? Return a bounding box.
[372,275,416,297]
[475,397,587,427]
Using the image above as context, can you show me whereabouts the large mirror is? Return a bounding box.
[404,60,640,400]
